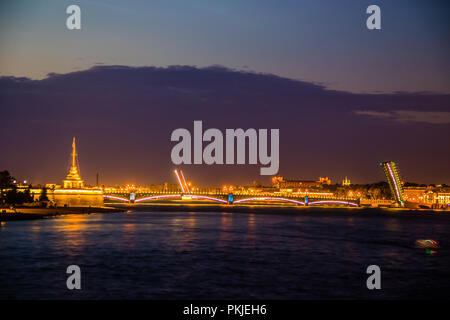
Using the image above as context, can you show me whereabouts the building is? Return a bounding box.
[32,138,103,207]
[318,177,332,185]
[435,187,450,207]
[342,176,351,186]
[403,187,429,203]
[63,138,84,189]
[403,186,450,208]
[272,176,331,189]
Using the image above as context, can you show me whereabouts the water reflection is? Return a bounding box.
[120,223,136,250]
[346,217,355,228]
[383,218,401,232]
[50,215,91,255]
[180,213,198,251]
[0,210,448,299]
[218,212,233,246]
[245,214,256,243]
[185,212,196,228]
[166,213,199,252]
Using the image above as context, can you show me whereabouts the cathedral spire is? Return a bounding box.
[63,137,84,189]
[72,137,77,169]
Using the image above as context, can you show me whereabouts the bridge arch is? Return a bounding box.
[308,200,358,206]
[103,195,129,202]
[190,195,228,204]
[135,194,181,203]
[233,197,305,205]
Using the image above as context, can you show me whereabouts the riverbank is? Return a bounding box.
[0,206,125,221]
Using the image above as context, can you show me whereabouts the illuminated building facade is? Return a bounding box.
[403,187,430,203]
[380,161,405,206]
[435,188,450,206]
[318,177,332,185]
[32,138,104,207]
[342,176,351,186]
[403,186,450,208]
[272,176,331,189]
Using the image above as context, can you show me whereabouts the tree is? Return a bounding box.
[4,187,34,205]
[23,188,33,203]
[0,170,15,205]
[39,187,49,202]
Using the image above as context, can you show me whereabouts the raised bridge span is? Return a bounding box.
[103,191,361,207]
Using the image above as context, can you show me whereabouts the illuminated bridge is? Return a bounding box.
[103,192,360,206]
[103,170,360,207]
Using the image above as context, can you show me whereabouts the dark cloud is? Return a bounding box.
[355,110,450,124]
[1,65,449,185]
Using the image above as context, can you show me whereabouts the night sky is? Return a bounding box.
[0,1,449,186]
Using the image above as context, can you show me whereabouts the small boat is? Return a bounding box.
[415,239,439,249]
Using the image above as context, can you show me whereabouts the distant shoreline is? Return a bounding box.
[0,206,125,221]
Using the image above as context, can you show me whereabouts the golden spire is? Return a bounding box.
[63,137,84,188]
[72,137,77,169]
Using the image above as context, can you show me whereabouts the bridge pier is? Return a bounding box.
[305,196,309,206]
[227,193,234,204]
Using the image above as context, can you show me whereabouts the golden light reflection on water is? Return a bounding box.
[119,223,137,250]
[218,212,233,245]
[166,213,199,252]
[57,215,87,232]
[51,215,91,254]
[248,214,256,230]
[220,213,233,230]
[181,213,198,250]
[28,223,42,244]
[346,217,355,227]
[383,218,401,232]
[342,238,358,260]
[186,212,196,228]
[245,214,256,242]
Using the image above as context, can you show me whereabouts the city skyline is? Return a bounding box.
[1,1,449,186]
[1,65,449,185]
[2,121,449,187]
[1,1,449,304]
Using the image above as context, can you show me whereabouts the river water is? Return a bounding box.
[0,209,449,299]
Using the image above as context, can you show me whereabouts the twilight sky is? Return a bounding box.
[0,1,449,186]
[0,0,449,93]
